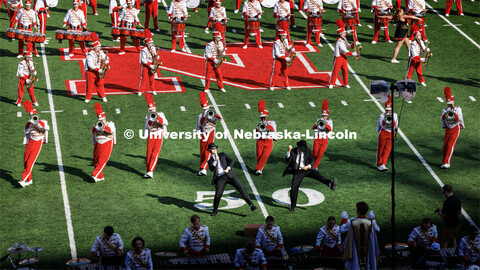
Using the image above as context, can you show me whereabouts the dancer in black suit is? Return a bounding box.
[283,140,338,212]
[207,143,257,216]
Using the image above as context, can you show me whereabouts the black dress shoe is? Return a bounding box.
[210,211,218,216]
[250,205,257,211]
[331,178,338,191]
[289,207,295,212]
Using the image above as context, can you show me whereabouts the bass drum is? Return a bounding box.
[184,0,200,8]
[323,0,339,4]
[261,0,276,8]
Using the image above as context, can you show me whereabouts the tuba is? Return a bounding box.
[446,109,455,121]
[316,119,326,130]
[99,51,110,79]
[257,122,267,132]
[95,120,104,131]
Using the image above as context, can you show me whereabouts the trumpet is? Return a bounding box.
[257,122,267,132]
[385,114,393,125]
[30,114,40,125]
[149,112,164,128]
[95,120,104,131]
[206,109,216,121]
[446,109,456,121]
[316,119,326,130]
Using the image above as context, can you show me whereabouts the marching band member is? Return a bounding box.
[179,215,211,257]
[125,237,153,270]
[144,93,168,178]
[18,100,49,188]
[208,0,227,46]
[91,0,98,15]
[405,24,428,86]
[63,0,87,57]
[408,218,438,264]
[376,95,398,171]
[34,0,48,37]
[234,242,267,269]
[204,31,226,92]
[7,0,22,28]
[440,87,464,169]
[458,226,480,267]
[289,0,296,28]
[91,103,116,182]
[85,33,109,103]
[445,0,463,16]
[118,0,142,55]
[328,20,357,89]
[139,30,161,96]
[273,0,291,40]
[337,0,360,44]
[255,216,284,258]
[269,30,293,90]
[91,226,124,267]
[303,0,324,47]
[242,0,263,49]
[79,0,88,20]
[340,202,380,270]
[235,0,242,13]
[15,0,39,58]
[168,0,188,52]
[311,99,332,169]
[315,216,341,257]
[204,0,216,33]
[255,100,277,175]
[371,0,393,44]
[407,0,427,42]
[144,0,159,31]
[196,92,222,176]
[109,0,125,42]
[16,51,38,107]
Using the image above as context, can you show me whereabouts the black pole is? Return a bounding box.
[391,90,396,269]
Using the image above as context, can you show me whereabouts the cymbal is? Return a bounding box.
[66,258,91,267]
[19,258,39,266]
[291,245,314,254]
[154,251,178,257]
[384,243,409,251]
[29,246,45,253]
[8,243,29,254]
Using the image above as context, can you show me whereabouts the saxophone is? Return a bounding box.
[152,47,163,73]
[286,41,296,67]
[215,47,227,68]
[354,42,362,61]
[26,62,38,88]
[99,51,110,79]
[423,42,432,67]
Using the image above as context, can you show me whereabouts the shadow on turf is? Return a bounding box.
[72,155,145,177]
[423,75,480,87]
[0,95,18,106]
[125,154,198,174]
[36,162,93,183]
[0,169,22,188]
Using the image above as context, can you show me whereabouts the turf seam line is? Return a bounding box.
[40,43,78,259]
[425,2,480,49]
[203,81,269,218]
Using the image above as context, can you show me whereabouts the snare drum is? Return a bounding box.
[413,11,425,18]
[16,30,26,40]
[377,10,390,23]
[65,31,75,40]
[84,31,93,42]
[75,32,84,41]
[120,28,131,36]
[309,14,323,28]
[111,27,121,36]
[7,28,17,39]
[173,22,186,34]
[247,18,260,31]
[276,19,289,31]
[34,33,46,43]
[343,11,358,27]
[173,17,186,24]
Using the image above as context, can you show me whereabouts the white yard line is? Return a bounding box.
[425,2,480,49]
[469,96,477,101]
[40,44,78,259]
[294,11,480,228]
[204,84,269,218]
[115,108,121,114]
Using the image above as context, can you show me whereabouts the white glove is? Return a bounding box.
[358,8,362,12]
[291,47,295,52]
[341,211,348,219]
[150,64,155,70]
[213,59,220,64]
[426,48,430,53]
[105,60,110,64]
[258,15,262,19]
[420,58,426,62]
[352,52,358,57]
[98,69,104,74]
[285,57,291,62]
[26,79,31,84]
[34,71,37,76]
[368,210,375,219]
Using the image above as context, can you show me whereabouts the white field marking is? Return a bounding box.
[115,108,121,114]
[367,25,373,29]
[40,44,78,259]
[278,103,284,108]
[232,28,237,33]
[17,112,22,118]
[245,104,251,109]
[82,110,88,115]
[203,81,269,218]
[469,96,477,101]
[180,106,186,112]
[475,21,480,25]
[40,110,63,113]
[425,2,480,49]
[437,97,444,102]
[309,102,316,107]
[443,24,462,26]
[160,0,191,53]
[216,104,226,107]
[307,11,479,229]
[364,99,375,101]
[341,100,348,106]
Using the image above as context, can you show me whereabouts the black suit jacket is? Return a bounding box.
[282,147,315,177]
[208,152,237,185]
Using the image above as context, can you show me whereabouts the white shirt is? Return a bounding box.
[179,225,211,253]
[242,0,262,18]
[313,118,333,139]
[441,107,464,129]
[168,0,188,19]
[371,0,392,10]
[340,217,381,234]
[204,40,224,60]
[63,8,86,27]
[91,233,124,257]
[35,0,47,12]
[196,110,217,133]
[211,154,226,176]
[234,248,266,270]
[17,59,35,78]
[458,234,480,263]
[86,49,108,71]
[409,40,425,58]
[334,37,352,57]
[407,225,438,248]
[91,121,116,145]
[286,150,311,169]
[24,120,49,144]
[125,249,153,270]
[140,45,158,65]
[272,38,292,59]
[16,8,37,27]
[273,1,290,18]
[118,7,140,24]
[209,6,227,21]
[256,120,277,140]
[338,0,357,12]
[255,225,283,251]
[376,112,398,133]
[109,0,126,14]
[304,0,323,13]
[407,0,425,12]
[316,225,341,249]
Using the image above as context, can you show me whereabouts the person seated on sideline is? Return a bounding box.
[255,215,284,258]
[408,217,438,266]
[415,242,448,269]
[234,241,267,270]
[458,226,480,268]
[125,236,153,269]
[340,202,380,270]
[91,226,124,267]
[316,216,341,257]
[179,215,211,257]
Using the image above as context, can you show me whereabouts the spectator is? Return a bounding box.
[435,184,462,248]
[125,236,153,270]
[316,216,341,257]
[408,218,438,265]
[458,226,480,268]
[255,215,283,258]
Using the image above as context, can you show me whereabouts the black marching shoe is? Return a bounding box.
[210,211,218,216]
[250,205,257,211]
[331,178,338,191]
[288,207,295,212]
